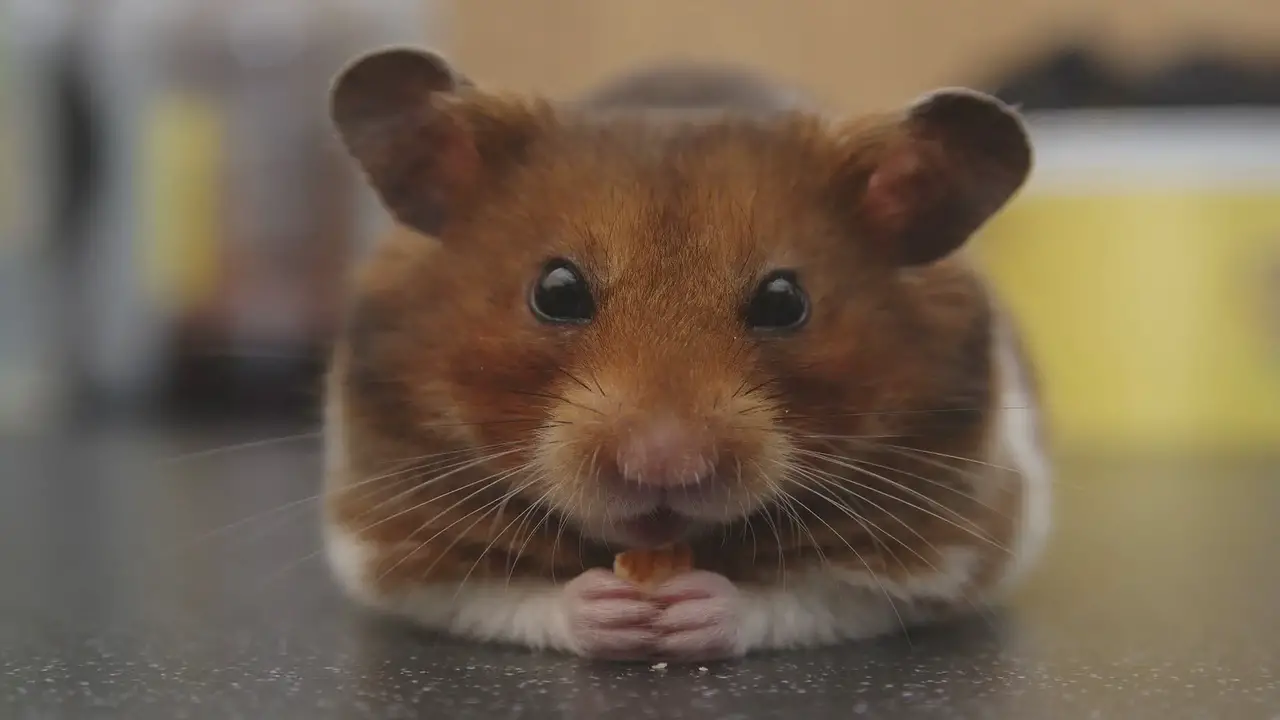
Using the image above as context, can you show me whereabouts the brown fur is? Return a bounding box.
[324,50,1033,603]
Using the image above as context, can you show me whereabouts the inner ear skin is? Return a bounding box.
[329,47,555,240]
[851,90,1032,268]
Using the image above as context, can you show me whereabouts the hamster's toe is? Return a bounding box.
[564,569,659,660]
[652,571,744,662]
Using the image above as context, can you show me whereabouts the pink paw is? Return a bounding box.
[564,569,658,661]
[651,571,744,662]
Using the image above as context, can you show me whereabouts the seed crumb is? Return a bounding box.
[697,666,709,674]
[651,662,668,671]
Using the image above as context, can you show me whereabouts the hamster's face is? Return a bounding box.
[431,122,848,548]
[330,50,1031,550]
[352,120,980,549]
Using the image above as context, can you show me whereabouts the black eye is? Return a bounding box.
[530,259,595,324]
[745,270,809,331]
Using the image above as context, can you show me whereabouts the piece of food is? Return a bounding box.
[613,544,693,590]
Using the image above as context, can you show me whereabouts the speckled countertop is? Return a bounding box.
[2,427,1277,719]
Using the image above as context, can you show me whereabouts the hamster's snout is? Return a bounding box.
[535,364,788,548]
[564,406,770,548]
[612,415,717,488]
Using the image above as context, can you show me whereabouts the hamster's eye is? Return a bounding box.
[530,259,595,324]
[745,270,809,331]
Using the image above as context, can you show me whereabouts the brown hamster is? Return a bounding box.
[321,47,1051,663]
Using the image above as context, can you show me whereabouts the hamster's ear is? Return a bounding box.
[329,47,543,237]
[850,89,1031,266]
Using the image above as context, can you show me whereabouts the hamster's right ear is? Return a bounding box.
[847,89,1032,266]
[329,47,544,237]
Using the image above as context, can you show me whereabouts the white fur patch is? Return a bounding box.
[323,522,378,605]
[324,528,577,652]
[321,392,349,483]
[734,569,905,652]
[326,527,953,655]
[989,326,1053,593]
[830,546,981,602]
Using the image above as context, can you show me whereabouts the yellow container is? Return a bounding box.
[974,111,1280,454]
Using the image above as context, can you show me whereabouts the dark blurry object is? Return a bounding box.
[984,43,1280,110]
[1133,51,1280,107]
[77,0,428,422]
[985,44,1132,110]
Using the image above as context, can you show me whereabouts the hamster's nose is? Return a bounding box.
[614,416,717,488]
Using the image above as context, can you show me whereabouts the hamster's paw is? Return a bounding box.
[564,569,659,661]
[652,571,744,662]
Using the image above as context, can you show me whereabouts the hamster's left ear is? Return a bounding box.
[328,47,546,238]
[848,89,1032,266]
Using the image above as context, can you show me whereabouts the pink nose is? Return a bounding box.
[615,417,716,487]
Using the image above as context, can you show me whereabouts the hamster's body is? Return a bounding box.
[321,51,1051,662]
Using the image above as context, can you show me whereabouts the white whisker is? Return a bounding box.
[447,474,548,600]
[871,441,1017,473]
[349,448,527,535]
[155,430,321,466]
[791,449,1002,551]
[773,475,910,640]
[374,462,538,584]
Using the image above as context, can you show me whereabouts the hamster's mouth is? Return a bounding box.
[616,507,695,549]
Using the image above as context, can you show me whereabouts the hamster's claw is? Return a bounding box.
[564,569,659,661]
[652,571,744,662]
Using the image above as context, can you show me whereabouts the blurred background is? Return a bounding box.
[1,0,1278,456]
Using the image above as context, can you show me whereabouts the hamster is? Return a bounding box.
[320,47,1052,663]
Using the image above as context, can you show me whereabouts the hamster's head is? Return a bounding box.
[330,48,1032,550]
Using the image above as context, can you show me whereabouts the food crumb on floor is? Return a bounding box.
[651,662,668,671]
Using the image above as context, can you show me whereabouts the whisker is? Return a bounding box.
[792,451,1008,554]
[748,461,788,588]
[449,474,548,600]
[792,432,913,442]
[781,462,997,631]
[338,442,528,501]
[509,501,558,590]
[782,462,936,579]
[548,483,580,584]
[415,417,566,430]
[737,376,781,400]
[872,442,1018,473]
[792,449,993,535]
[582,359,608,398]
[338,452,520,526]
[180,350,315,361]
[813,443,1012,519]
[480,482,551,589]
[243,548,327,597]
[374,462,538,583]
[776,493,830,567]
[552,366,595,395]
[351,448,528,535]
[780,405,1030,422]
[152,446,519,566]
[155,430,321,466]
[506,389,603,417]
[173,493,323,554]
[774,480,910,641]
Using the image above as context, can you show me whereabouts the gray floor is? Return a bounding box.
[2,425,1278,719]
